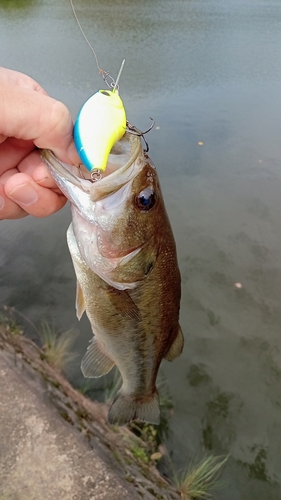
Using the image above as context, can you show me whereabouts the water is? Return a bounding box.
[1,0,281,497]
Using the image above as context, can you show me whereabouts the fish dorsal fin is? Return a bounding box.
[81,337,115,378]
[165,325,184,361]
[107,288,141,321]
[76,280,86,320]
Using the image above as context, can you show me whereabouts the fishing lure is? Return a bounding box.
[70,0,153,177]
[70,0,126,175]
[74,61,126,174]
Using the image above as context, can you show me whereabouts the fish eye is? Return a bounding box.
[135,186,156,212]
[100,90,110,96]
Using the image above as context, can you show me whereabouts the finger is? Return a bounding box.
[0,83,80,165]
[18,149,61,190]
[0,137,35,174]
[0,67,48,95]
[3,172,67,218]
[0,183,27,220]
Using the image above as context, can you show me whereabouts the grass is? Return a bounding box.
[0,306,23,336]
[38,320,77,371]
[76,378,97,396]
[174,455,228,500]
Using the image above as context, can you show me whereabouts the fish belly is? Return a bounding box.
[67,223,160,425]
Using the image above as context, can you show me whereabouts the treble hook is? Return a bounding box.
[126,118,155,152]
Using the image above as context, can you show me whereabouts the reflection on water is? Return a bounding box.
[1,1,281,498]
[0,0,36,9]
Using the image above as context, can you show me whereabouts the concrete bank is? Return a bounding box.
[0,324,179,500]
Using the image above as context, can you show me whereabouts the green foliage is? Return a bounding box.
[129,422,159,458]
[38,321,77,371]
[130,445,149,463]
[174,455,228,500]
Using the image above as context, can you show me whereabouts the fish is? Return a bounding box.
[41,132,183,426]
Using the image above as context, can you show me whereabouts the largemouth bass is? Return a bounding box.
[41,133,183,426]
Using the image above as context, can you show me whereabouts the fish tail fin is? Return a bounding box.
[108,390,160,426]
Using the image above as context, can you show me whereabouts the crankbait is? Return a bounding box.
[74,61,126,174]
[70,1,153,177]
[70,0,126,176]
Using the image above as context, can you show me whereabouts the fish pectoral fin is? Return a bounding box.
[81,337,115,378]
[107,288,141,321]
[108,391,160,426]
[165,325,184,361]
[76,280,86,320]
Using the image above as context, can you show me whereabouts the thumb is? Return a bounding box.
[0,82,80,164]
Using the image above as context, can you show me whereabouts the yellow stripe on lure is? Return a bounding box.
[74,88,126,173]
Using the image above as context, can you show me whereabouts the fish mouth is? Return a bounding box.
[41,133,144,204]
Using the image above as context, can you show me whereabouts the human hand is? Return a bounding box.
[0,67,80,220]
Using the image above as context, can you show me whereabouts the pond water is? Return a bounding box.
[1,0,281,498]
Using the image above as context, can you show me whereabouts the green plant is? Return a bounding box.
[130,444,149,463]
[39,321,77,371]
[174,455,228,499]
[129,422,158,456]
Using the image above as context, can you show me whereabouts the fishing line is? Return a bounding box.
[69,0,102,72]
[69,0,124,90]
[69,0,154,158]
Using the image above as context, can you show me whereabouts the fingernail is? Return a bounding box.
[9,183,38,206]
[0,196,4,210]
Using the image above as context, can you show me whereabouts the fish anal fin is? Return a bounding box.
[76,280,86,320]
[165,325,184,361]
[81,337,114,378]
[107,288,141,321]
[108,391,160,426]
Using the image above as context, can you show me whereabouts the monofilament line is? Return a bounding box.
[69,0,103,73]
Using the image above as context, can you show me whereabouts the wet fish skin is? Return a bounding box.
[41,134,183,426]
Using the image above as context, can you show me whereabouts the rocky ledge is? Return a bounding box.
[0,323,180,500]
